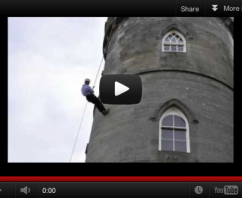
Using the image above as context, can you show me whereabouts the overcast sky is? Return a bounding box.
[8,17,107,162]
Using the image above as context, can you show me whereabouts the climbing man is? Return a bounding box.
[81,78,110,116]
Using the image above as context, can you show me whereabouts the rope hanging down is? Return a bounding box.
[69,57,104,162]
[69,18,117,162]
[69,101,88,162]
[93,57,104,89]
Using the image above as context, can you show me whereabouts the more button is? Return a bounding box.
[223,5,240,11]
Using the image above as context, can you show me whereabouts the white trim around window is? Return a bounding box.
[159,107,190,153]
[162,31,186,53]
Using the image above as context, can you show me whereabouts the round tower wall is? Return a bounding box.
[86,17,233,162]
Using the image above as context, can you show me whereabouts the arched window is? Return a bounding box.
[162,31,186,52]
[159,107,190,153]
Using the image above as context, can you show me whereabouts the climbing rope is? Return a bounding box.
[93,57,104,89]
[69,57,104,162]
[69,101,88,162]
[69,18,117,162]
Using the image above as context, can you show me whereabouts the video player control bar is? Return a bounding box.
[1,0,241,15]
[0,182,242,198]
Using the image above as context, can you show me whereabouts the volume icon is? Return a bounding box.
[20,186,31,195]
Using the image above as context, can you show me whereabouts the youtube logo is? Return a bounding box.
[100,74,142,104]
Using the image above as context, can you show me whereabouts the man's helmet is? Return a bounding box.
[85,78,90,82]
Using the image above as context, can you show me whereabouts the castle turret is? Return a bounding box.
[86,17,233,162]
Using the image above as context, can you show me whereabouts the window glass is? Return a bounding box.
[162,115,173,126]
[171,45,176,51]
[162,128,173,139]
[174,115,186,127]
[175,141,187,152]
[164,45,170,51]
[174,129,186,141]
[165,38,170,42]
[178,38,183,43]
[162,140,173,151]
[178,46,184,52]
[171,37,177,43]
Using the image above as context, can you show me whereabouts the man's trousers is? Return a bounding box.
[86,94,106,115]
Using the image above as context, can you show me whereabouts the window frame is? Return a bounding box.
[159,107,190,153]
[161,31,187,53]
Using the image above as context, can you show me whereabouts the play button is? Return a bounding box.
[115,81,129,96]
[100,74,142,104]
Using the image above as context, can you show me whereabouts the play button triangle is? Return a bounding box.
[115,81,130,96]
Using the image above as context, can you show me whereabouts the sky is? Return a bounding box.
[8,17,107,162]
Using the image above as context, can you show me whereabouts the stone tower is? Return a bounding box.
[85,17,233,162]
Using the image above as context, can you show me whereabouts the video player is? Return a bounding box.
[3,0,239,196]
